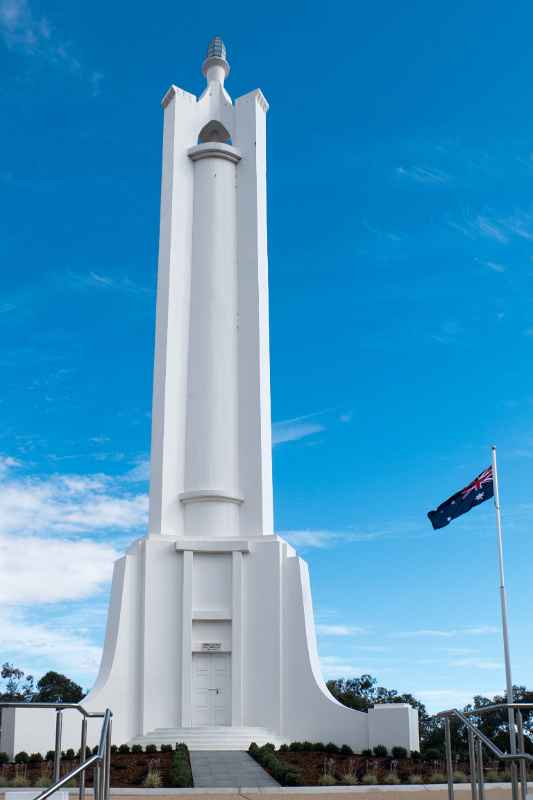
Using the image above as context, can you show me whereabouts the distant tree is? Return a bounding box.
[0,663,35,702]
[33,672,84,703]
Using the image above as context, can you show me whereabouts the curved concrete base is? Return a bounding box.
[1,535,418,755]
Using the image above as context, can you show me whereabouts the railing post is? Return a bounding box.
[79,716,87,800]
[445,716,455,800]
[476,738,485,800]
[104,719,112,800]
[516,710,527,800]
[94,763,101,800]
[468,727,479,800]
[53,710,63,784]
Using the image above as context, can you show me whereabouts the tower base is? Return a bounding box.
[1,535,419,756]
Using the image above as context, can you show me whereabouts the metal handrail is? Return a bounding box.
[437,702,532,800]
[0,703,112,800]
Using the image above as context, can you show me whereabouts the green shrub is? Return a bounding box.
[29,752,43,763]
[341,773,357,785]
[384,772,400,785]
[289,741,303,752]
[15,752,30,764]
[362,772,378,785]
[485,770,501,783]
[326,742,340,754]
[131,745,142,754]
[301,740,313,750]
[313,742,325,752]
[118,744,130,754]
[453,770,467,783]
[11,773,31,787]
[161,744,173,752]
[144,766,162,788]
[33,774,52,787]
[391,746,408,759]
[66,749,76,760]
[318,774,337,786]
[411,751,422,761]
[279,744,288,753]
[0,751,10,765]
[361,748,372,757]
[145,744,157,754]
[340,744,354,755]
[263,742,275,752]
[283,769,301,786]
[168,747,193,788]
[62,778,77,788]
[92,746,99,756]
[423,747,442,760]
[429,772,447,784]
[45,750,55,761]
[373,744,388,757]
[409,775,424,784]
[248,742,259,755]
[111,745,118,754]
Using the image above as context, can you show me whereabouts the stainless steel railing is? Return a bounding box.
[0,703,112,800]
[437,703,533,800]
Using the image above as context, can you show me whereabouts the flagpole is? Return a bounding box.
[491,445,517,758]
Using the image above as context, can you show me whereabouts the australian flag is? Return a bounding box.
[427,466,494,530]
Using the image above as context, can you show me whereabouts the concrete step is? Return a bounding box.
[129,726,284,751]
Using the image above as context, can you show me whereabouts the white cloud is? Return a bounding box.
[69,272,151,295]
[123,458,150,483]
[0,454,21,478]
[1,607,103,677]
[316,624,366,637]
[339,411,353,423]
[320,655,373,679]
[0,534,117,604]
[272,413,325,446]
[449,658,502,671]
[480,260,506,273]
[396,165,450,185]
[392,626,499,639]
[0,462,148,536]
[282,529,381,549]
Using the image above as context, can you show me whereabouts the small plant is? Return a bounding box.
[409,774,424,784]
[33,774,51,787]
[11,773,31,787]
[14,751,30,764]
[453,770,467,783]
[423,747,442,760]
[0,752,9,765]
[384,772,400,784]
[118,744,130,754]
[313,742,325,751]
[361,748,372,757]
[373,744,388,757]
[486,770,501,783]
[340,744,354,755]
[326,741,340,754]
[45,750,55,762]
[168,745,193,788]
[429,772,447,784]
[161,744,173,752]
[144,761,162,788]
[263,742,276,752]
[131,744,142,753]
[302,740,313,751]
[289,741,303,752]
[65,749,76,760]
[318,774,337,785]
[145,744,157,754]
[29,752,43,763]
[340,773,357,785]
[92,746,99,756]
[391,746,408,759]
[279,744,288,753]
[283,769,301,786]
[362,772,378,785]
[62,778,77,788]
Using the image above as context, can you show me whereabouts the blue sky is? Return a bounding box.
[1,0,533,714]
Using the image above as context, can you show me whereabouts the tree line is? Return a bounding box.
[0,663,84,704]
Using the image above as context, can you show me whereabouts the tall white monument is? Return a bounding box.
[3,38,418,754]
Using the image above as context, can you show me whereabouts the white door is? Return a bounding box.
[192,653,231,726]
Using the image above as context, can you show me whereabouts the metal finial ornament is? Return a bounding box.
[206,36,226,61]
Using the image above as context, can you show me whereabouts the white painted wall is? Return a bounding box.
[368,704,420,754]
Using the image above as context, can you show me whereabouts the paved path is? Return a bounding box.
[189,750,279,788]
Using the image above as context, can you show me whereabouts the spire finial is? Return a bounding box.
[202,36,230,85]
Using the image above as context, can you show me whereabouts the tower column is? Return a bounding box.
[181,142,243,538]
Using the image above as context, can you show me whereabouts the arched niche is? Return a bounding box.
[198,120,232,144]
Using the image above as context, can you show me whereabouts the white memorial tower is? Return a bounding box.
[3,38,418,755]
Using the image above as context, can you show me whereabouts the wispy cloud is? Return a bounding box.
[283,529,382,549]
[396,165,450,185]
[449,658,502,671]
[316,624,367,636]
[392,626,499,639]
[68,271,151,295]
[478,259,506,273]
[123,458,150,483]
[0,456,148,537]
[0,0,103,93]
[449,209,533,245]
[272,411,326,446]
[432,320,462,345]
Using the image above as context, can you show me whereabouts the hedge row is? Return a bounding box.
[0,742,181,765]
[248,743,302,786]
[277,742,409,759]
[168,744,193,788]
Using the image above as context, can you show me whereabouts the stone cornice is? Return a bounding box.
[187,142,242,164]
